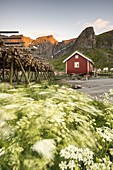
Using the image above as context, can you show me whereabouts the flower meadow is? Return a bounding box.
[0,82,113,170]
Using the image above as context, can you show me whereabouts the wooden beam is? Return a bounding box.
[4,42,24,44]
[0,31,19,34]
[17,57,29,85]
[1,37,21,39]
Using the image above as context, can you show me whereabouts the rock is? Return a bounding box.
[29,35,58,59]
[74,27,96,48]
[71,84,82,89]
[53,38,76,58]
[76,85,82,89]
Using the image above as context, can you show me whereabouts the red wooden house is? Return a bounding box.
[63,51,94,75]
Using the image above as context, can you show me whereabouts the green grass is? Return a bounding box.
[50,52,72,72]
[84,48,113,68]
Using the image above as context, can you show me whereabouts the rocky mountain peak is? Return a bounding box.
[52,27,96,58]
[21,35,33,47]
[74,27,96,48]
[31,35,58,45]
[29,35,58,59]
[62,38,76,44]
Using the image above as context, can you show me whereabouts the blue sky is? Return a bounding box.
[0,0,113,41]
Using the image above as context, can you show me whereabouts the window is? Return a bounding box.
[74,62,79,68]
[75,54,79,59]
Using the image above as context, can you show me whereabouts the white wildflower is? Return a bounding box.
[68,160,76,170]
[96,127,113,142]
[59,145,94,168]
[32,139,56,160]
[59,161,67,170]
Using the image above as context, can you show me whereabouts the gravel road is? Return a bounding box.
[66,78,113,97]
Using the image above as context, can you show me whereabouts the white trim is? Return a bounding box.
[66,62,67,73]
[87,60,89,74]
[63,51,94,64]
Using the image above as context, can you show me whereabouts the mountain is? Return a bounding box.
[29,35,76,59]
[74,27,96,48]
[30,27,94,59]
[96,30,113,49]
[29,35,58,59]
[21,35,33,47]
[0,27,113,69]
[28,27,97,59]
[31,35,58,45]
[50,27,113,70]
[52,27,96,58]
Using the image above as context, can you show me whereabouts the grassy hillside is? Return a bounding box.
[50,52,72,72]
[96,30,113,49]
[81,48,113,69]
[50,48,113,72]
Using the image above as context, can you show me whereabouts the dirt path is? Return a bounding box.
[63,78,113,97]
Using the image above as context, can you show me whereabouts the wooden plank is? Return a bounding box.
[2,37,22,39]
[0,31,19,34]
[4,42,24,44]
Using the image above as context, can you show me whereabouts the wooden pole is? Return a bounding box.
[10,57,14,85]
[17,57,29,85]
[2,53,5,82]
[28,65,31,82]
[34,67,41,83]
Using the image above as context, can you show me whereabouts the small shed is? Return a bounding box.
[63,51,94,75]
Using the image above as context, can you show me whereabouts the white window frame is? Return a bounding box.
[74,62,79,68]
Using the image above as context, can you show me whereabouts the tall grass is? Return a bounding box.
[0,83,113,169]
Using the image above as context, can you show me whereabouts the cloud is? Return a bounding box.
[84,18,113,33]
[75,21,82,26]
[94,18,110,29]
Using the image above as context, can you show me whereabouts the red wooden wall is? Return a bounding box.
[66,54,93,74]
